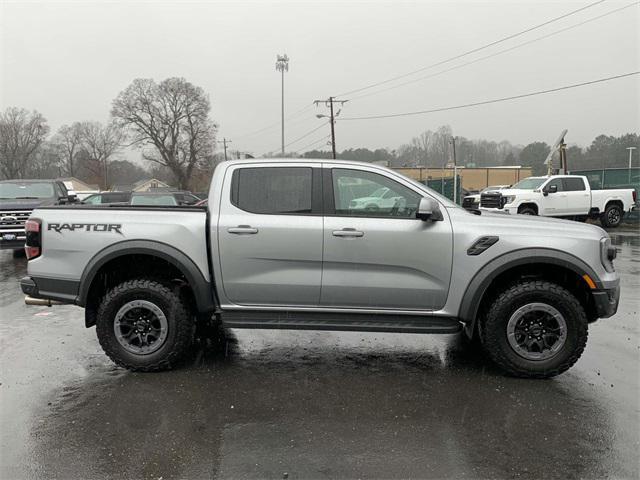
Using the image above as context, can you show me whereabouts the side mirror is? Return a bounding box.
[416,197,443,221]
[67,193,78,203]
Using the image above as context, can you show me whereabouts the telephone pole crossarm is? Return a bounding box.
[313,97,348,159]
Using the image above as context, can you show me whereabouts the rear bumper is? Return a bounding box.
[592,284,620,319]
[20,276,79,304]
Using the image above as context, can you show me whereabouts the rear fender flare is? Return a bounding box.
[78,240,216,313]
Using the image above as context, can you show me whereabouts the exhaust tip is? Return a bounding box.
[24,296,63,307]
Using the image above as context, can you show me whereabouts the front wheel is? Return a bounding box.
[518,206,537,216]
[96,279,195,371]
[600,203,623,228]
[480,281,588,378]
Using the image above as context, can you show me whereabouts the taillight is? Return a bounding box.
[25,218,41,260]
[633,190,637,203]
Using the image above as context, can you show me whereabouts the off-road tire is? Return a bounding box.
[518,206,537,216]
[480,280,588,378]
[600,203,623,228]
[96,279,195,372]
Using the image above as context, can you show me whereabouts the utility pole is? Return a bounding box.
[217,138,232,162]
[450,136,458,205]
[314,97,348,159]
[275,54,289,155]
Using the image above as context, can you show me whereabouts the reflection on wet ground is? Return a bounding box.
[1,226,638,479]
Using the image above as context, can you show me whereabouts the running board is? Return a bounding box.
[221,311,462,334]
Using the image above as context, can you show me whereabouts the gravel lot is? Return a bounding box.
[1,227,638,479]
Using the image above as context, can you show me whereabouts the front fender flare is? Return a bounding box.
[458,248,603,336]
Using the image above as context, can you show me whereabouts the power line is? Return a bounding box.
[233,103,314,140]
[340,71,639,121]
[350,1,638,102]
[336,0,608,98]
[298,134,332,152]
[284,122,329,148]
[264,122,330,155]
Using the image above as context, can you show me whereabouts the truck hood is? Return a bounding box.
[0,198,57,211]
[488,188,534,196]
[465,208,606,240]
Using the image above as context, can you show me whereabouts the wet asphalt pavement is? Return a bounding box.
[1,228,639,479]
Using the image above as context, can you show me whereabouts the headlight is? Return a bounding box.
[600,237,616,273]
[503,195,516,204]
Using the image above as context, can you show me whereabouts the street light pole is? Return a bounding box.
[627,146,637,183]
[451,136,458,205]
[275,54,289,156]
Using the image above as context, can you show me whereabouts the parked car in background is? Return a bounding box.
[347,186,407,212]
[0,179,76,252]
[480,175,636,227]
[130,192,179,206]
[82,192,132,205]
[463,185,511,211]
[171,191,201,205]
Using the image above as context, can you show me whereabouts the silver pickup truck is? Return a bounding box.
[20,159,620,378]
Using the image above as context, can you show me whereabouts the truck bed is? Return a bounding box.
[29,205,210,287]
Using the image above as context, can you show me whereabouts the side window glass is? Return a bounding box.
[332,168,421,218]
[546,178,564,192]
[232,167,313,215]
[85,195,102,204]
[563,178,586,191]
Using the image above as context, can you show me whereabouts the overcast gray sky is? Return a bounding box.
[1,0,638,159]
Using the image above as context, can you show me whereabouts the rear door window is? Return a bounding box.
[231,167,313,215]
[563,178,586,191]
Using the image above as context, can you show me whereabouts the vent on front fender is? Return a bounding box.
[467,236,499,256]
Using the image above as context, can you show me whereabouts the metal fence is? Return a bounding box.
[421,176,462,205]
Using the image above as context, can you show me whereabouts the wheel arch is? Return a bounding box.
[79,240,216,327]
[517,202,539,214]
[459,248,602,337]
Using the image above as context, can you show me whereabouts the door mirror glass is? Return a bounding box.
[416,197,443,221]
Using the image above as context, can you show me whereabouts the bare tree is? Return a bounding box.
[111,77,217,190]
[0,107,49,179]
[52,122,83,177]
[78,121,123,189]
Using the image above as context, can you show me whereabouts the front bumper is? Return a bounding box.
[592,284,620,319]
[0,234,26,250]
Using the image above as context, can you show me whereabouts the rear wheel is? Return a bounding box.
[96,279,195,371]
[600,203,623,228]
[480,280,587,378]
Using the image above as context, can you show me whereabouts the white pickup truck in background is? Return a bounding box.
[480,175,637,227]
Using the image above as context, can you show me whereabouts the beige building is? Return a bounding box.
[394,166,532,191]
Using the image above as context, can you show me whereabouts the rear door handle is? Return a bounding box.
[228,225,258,234]
[332,228,364,238]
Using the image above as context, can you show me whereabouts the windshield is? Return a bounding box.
[0,182,55,199]
[511,177,546,190]
[131,195,177,206]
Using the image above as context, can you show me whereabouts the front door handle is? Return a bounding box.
[228,225,258,234]
[332,228,364,238]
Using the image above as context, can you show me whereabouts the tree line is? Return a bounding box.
[0,77,217,190]
[305,127,639,176]
[1,75,637,190]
